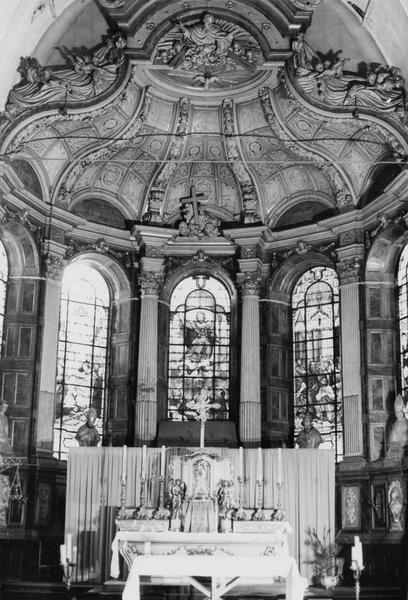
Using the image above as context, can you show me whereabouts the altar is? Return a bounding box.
[64,446,335,584]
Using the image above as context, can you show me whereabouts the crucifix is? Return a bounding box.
[186,390,220,448]
[180,185,208,226]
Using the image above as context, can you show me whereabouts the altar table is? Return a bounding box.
[122,553,308,600]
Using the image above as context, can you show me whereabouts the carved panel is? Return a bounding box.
[341,484,360,530]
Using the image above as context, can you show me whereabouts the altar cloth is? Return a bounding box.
[122,553,308,600]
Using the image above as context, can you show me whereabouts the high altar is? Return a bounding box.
[110,448,307,600]
[64,446,335,594]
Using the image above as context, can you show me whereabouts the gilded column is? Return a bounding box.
[337,248,364,457]
[135,271,162,444]
[239,272,262,446]
[36,245,65,455]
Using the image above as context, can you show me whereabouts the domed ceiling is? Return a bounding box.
[1,0,408,242]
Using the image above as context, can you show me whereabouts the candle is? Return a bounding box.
[60,544,66,564]
[122,445,127,481]
[160,445,166,478]
[239,446,243,480]
[66,534,72,562]
[72,546,77,564]
[277,448,282,484]
[257,447,263,481]
[353,535,363,567]
[142,444,147,480]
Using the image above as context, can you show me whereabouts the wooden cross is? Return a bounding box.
[180,186,208,225]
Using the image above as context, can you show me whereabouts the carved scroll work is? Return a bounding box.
[153,12,263,90]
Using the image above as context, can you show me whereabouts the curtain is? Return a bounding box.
[66,447,334,583]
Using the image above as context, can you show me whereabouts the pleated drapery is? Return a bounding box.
[66,447,335,583]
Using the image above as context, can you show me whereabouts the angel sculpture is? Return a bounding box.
[217,480,234,518]
[168,478,186,518]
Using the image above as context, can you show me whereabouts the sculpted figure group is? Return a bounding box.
[291,32,406,119]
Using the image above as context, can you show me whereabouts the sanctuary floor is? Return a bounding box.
[0,581,403,600]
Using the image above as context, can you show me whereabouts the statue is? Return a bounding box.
[168,478,186,518]
[218,479,234,518]
[296,412,323,449]
[388,480,404,531]
[0,403,13,456]
[75,407,101,447]
[387,394,408,457]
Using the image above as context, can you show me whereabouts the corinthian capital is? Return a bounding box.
[139,272,163,296]
[337,256,362,284]
[44,253,65,281]
[238,272,262,296]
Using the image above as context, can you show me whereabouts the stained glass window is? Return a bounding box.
[292,267,343,460]
[167,275,230,421]
[53,264,110,460]
[0,242,8,354]
[398,246,408,398]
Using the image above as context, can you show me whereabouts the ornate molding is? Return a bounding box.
[0,205,42,237]
[222,98,260,223]
[336,256,362,284]
[270,240,337,270]
[139,272,163,295]
[65,237,136,269]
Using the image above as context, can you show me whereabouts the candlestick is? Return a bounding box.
[66,534,72,561]
[277,448,282,484]
[60,544,66,564]
[122,445,127,481]
[160,445,165,478]
[142,444,147,480]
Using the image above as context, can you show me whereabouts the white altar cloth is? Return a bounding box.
[111,529,292,578]
[122,553,308,600]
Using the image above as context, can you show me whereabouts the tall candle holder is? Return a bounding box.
[253,478,264,521]
[154,475,171,519]
[61,558,76,597]
[117,476,127,519]
[136,477,149,519]
[234,476,246,520]
[350,561,364,600]
[273,481,286,521]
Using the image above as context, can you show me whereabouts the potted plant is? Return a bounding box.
[304,527,341,589]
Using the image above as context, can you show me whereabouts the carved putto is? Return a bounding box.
[291,37,406,119]
[153,12,263,89]
[6,32,127,116]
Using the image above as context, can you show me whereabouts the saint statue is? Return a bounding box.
[0,403,13,456]
[296,412,323,449]
[75,407,101,447]
[387,394,408,456]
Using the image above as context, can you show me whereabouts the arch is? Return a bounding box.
[65,252,132,300]
[271,194,338,230]
[365,223,406,277]
[269,251,336,298]
[359,156,403,208]
[0,221,41,278]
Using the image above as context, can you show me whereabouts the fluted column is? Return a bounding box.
[135,271,162,444]
[239,272,262,446]
[337,248,364,457]
[36,246,65,455]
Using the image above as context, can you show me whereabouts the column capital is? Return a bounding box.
[237,271,263,296]
[337,256,362,284]
[139,271,163,296]
[44,252,65,281]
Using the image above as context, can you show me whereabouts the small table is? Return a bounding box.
[122,553,308,600]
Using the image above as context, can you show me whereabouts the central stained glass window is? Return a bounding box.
[167,275,230,421]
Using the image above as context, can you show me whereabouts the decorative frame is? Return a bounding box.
[371,482,387,529]
[341,484,361,530]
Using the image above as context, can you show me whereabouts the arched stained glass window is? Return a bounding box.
[53,264,110,460]
[0,242,8,353]
[168,275,230,421]
[398,246,408,397]
[292,267,343,460]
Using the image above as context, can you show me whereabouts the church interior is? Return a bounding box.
[0,0,408,598]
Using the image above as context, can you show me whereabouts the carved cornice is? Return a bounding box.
[139,271,163,295]
[65,237,136,269]
[269,239,337,271]
[336,256,362,284]
[0,205,42,238]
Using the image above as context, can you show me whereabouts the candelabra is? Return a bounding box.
[273,481,286,521]
[154,475,171,519]
[234,476,246,520]
[350,562,364,600]
[61,558,76,597]
[117,475,127,519]
[136,477,149,519]
[253,479,264,521]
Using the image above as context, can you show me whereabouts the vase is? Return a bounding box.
[319,574,339,589]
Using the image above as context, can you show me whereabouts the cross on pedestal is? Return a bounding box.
[186,391,221,448]
[180,186,208,225]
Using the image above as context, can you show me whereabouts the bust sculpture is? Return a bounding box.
[296,412,323,449]
[75,407,101,447]
[387,394,408,457]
